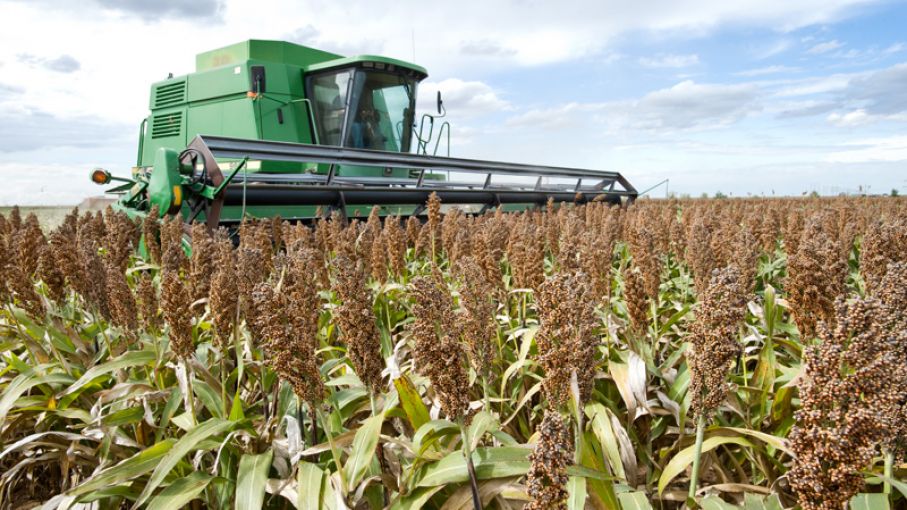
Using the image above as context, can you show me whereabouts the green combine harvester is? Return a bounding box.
[91,40,637,228]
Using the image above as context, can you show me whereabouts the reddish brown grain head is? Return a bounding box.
[105,260,137,331]
[141,206,162,264]
[687,266,746,420]
[526,410,573,510]
[331,255,385,393]
[536,270,599,407]
[14,213,46,277]
[453,256,499,378]
[787,213,848,339]
[136,272,160,331]
[188,223,215,302]
[161,269,194,359]
[790,297,903,510]
[209,234,238,346]
[408,274,470,420]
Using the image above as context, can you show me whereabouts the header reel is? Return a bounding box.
[97,135,637,227]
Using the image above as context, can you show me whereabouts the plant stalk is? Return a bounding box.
[570,371,584,464]
[185,361,198,426]
[689,413,706,501]
[481,375,491,412]
[320,407,348,495]
[220,350,228,417]
[459,418,482,510]
[884,448,894,495]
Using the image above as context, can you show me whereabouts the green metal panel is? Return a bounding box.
[186,65,250,102]
[186,100,259,141]
[142,105,187,167]
[148,148,183,215]
[195,40,343,72]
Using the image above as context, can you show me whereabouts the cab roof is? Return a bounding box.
[196,39,427,79]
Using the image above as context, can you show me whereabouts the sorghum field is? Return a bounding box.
[0,195,905,510]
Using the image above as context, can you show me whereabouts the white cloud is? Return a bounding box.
[826,109,870,127]
[752,39,793,59]
[843,62,907,115]
[826,136,907,162]
[883,42,905,54]
[17,53,80,73]
[774,74,852,97]
[627,80,760,129]
[417,79,509,117]
[806,39,844,54]
[735,65,800,77]
[459,39,517,57]
[507,80,760,132]
[638,53,699,68]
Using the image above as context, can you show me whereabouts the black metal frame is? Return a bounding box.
[189,135,637,223]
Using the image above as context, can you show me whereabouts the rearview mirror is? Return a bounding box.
[436,90,443,115]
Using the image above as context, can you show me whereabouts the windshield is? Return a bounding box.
[307,68,417,152]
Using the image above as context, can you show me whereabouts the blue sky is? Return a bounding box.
[0,0,905,204]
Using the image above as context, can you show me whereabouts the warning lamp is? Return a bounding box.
[91,168,112,185]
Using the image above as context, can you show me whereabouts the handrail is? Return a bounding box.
[415,113,435,154]
[433,121,450,157]
[136,117,148,167]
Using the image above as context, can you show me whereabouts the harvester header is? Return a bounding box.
[96,39,636,227]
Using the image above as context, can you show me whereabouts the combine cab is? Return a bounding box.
[92,40,636,227]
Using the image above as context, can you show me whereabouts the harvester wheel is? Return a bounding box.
[180,137,226,230]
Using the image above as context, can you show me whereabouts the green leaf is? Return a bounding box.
[390,486,446,510]
[850,493,890,510]
[565,465,614,482]
[579,432,620,510]
[658,303,692,335]
[417,447,530,487]
[501,380,542,427]
[79,485,139,503]
[193,380,225,419]
[297,461,327,510]
[344,413,384,488]
[228,391,246,421]
[236,451,273,510]
[701,495,741,510]
[60,350,156,398]
[657,436,754,495]
[146,472,214,510]
[102,406,145,427]
[869,475,907,499]
[744,493,782,510]
[133,418,236,508]
[413,419,459,455]
[586,403,626,481]
[68,439,176,497]
[394,375,430,431]
[617,491,653,510]
[567,476,587,510]
[468,411,500,451]
[0,370,73,424]
[712,427,792,456]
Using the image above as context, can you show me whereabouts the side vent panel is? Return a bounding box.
[151,112,183,139]
[153,80,187,109]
